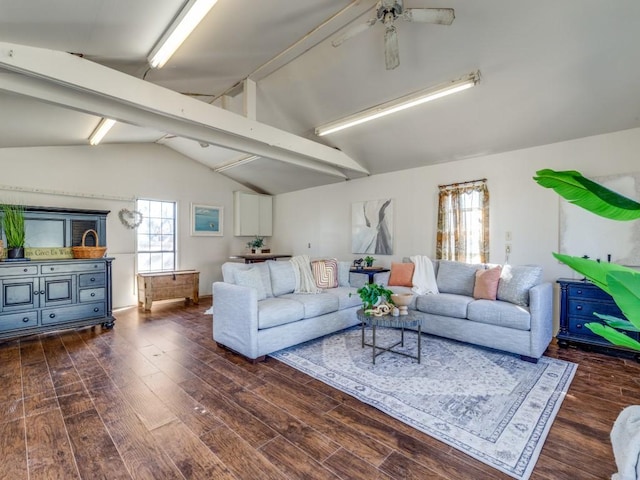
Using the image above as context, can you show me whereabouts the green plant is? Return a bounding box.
[1,203,26,248]
[364,255,375,266]
[352,283,394,311]
[534,169,640,351]
[250,236,265,249]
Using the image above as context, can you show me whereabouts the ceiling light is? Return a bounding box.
[315,71,480,136]
[88,118,116,146]
[148,0,219,69]
[214,155,260,173]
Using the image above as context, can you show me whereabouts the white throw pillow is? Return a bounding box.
[234,267,267,300]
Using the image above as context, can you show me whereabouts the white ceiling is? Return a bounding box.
[0,0,639,194]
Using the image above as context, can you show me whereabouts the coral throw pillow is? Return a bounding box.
[473,265,502,300]
[388,262,415,287]
[311,259,338,289]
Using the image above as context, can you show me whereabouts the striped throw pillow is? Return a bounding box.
[311,259,338,289]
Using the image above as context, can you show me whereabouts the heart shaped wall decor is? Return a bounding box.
[118,208,143,229]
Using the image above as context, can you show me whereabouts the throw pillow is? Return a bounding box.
[337,261,351,287]
[388,262,415,287]
[234,267,267,300]
[497,264,543,306]
[436,260,481,296]
[473,265,502,300]
[268,261,296,296]
[311,259,338,289]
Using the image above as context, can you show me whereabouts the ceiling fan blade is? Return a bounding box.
[384,25,399,70]
[403,8,455,25]
[332,17,377,47]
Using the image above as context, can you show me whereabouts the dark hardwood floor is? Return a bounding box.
[1,298,637,479]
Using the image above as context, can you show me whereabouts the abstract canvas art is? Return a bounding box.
[352,198,393,254]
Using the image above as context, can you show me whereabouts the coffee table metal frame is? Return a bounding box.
[357,309,421,364]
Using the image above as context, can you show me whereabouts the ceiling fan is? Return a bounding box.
[332,1,454,70]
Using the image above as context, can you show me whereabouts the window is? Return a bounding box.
[136,199,176,272]
[436,180,489,264]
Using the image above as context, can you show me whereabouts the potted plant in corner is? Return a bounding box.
[1,203,26,259]
[534,169,640,479]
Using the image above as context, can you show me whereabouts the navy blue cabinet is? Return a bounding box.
[557,278,639,359]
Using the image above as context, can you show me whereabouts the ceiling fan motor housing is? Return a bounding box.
[377,0,403,23]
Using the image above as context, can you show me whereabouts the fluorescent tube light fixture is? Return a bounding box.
[214,155,260,173]
[148,0,219,69]
[88,118,116,146]
[315,71,480,136]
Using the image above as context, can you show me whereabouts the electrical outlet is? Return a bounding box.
[505,244,512,254]
[308,242,311,249]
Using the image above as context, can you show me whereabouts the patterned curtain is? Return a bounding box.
[436,180,489,263]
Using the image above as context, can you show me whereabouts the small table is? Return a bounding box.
[350,267,390,284]
[357,309,422,364]
[229,254,292,264]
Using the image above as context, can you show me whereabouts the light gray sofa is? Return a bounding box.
[213,260,365,361]
[212,258,553,363]
[376,259,553,362]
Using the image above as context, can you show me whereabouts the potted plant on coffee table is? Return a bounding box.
[353,283,394,314]
[1,203,26,259]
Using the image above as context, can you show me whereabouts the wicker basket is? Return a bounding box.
[72,229,107,259]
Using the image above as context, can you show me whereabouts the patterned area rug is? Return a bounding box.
[270,327,577,480]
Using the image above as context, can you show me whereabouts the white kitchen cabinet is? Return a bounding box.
[233,191,272,236]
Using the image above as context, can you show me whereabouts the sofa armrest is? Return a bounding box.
[528,282,554,358]
[212,281,260,359]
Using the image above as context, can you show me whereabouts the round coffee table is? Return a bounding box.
[357,309,422,364]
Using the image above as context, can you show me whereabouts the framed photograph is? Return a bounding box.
[352,198,393,254]
[191,204,223,236]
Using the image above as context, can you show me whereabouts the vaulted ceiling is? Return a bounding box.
[1,1,639,194]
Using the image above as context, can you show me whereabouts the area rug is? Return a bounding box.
[270,327,577,480]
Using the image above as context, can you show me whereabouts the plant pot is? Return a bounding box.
[7,247,24,259]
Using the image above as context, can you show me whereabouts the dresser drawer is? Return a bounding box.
[567,284,614,302]
[41,303,106,325]
[41,262,105,274]
[0,265,39,276]
[0,311,39,331]
[568,298,623,319]
[79,273,106,288]
[568,316,639,341]
[79,288,105,303]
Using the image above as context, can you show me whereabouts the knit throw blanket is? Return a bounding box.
[290,255,321,294]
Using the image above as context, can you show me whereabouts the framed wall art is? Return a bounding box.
[191,204,223,236]
[352,198,393,254]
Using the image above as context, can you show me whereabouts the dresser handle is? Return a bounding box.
[93,307,99,312]
[34,291,39,295]
[577,289,582,294]
[576,305,583,310]
[576,323,582,328]
[40,290,45,295]
[50,267,54,271]
[91,292,96,297]
[22,317,29,323]
[49,313,56,319]
[23,268,28,272]
[90,278,96,282]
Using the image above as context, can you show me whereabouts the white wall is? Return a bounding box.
[0,143,250,308]
[273,127,640,286]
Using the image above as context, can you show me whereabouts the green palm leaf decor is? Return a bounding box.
[534,169,640,352]
[533,169,640,221]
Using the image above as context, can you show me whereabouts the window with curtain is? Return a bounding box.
[436,179,489,263]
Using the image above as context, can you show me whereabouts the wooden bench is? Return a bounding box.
[137,270,199,311]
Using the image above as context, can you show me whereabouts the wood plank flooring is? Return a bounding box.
[0,298,637,479]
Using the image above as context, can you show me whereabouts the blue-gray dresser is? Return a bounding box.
[557,278,639,360]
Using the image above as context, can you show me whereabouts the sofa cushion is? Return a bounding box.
[281,292,339,319]
[497,264,543,306]
[416,293,472,319]
[268,261,296,296]
[329,286,362,310]
[473,265,502,300]
[234,267,267,300]
[388,262,415,287]
[338,261,351,287]
[311,259,338,288]
[467,300,531,331]
[436,260,481,296]
[257,297,305,329]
